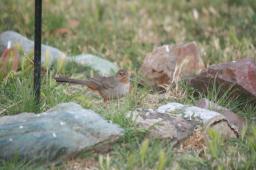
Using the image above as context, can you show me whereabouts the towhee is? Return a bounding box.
[55,69,130,102]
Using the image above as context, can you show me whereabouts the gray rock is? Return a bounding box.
[0,102,123,164]
[67,54,118,76]
[0,31,118,75]
[0,30,66,64]
[196,98,245,132]
[157,102,238,138]
[127,102,238,145]
[127,108,196,145]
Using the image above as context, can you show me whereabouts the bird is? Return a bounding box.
[55,69,131,102]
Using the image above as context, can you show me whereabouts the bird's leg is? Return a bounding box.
[117,98,120,110]
[103,98,110,108]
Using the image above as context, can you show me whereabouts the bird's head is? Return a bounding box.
[116,69,130,83]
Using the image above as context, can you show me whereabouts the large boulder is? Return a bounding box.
[0,103,123,164]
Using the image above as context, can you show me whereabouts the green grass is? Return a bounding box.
[1,0,256,169]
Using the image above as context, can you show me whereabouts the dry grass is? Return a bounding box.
[0,0,256,169]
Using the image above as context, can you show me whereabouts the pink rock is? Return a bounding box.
[189,58,256,102]
[140,42,205,87]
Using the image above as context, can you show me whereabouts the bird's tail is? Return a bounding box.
[54,76,99,90]
[54,76,89,85]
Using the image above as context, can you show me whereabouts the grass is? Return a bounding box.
[0,0,256,169]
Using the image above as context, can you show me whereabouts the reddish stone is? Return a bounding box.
[189,58,256,103]
[140,42,205,87]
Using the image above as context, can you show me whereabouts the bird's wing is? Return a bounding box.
[100,77,118,89]
[86,76,117,89]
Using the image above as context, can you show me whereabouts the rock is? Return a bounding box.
[127,108,196,144]
[0,30,66,64]
[0,102,123,164]
[158,103,239,137]
[196,98,245,132]
[67,54,118,76]
[139,42,205,87]
[0,31,118,75]
[127,102,238,145]
[188,58,256,103]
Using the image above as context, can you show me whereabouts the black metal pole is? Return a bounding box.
[34,0,42,110]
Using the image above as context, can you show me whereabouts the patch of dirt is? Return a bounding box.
[64,158,98,170]
[141,87,186,109]
[177,127,207,155]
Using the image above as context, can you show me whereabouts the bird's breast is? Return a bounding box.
[116,82,130,96]
[101,82,130,99]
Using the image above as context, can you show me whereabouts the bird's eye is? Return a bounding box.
[118,70,127,76]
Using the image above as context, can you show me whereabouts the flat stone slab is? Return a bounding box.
[0,103,123,163]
